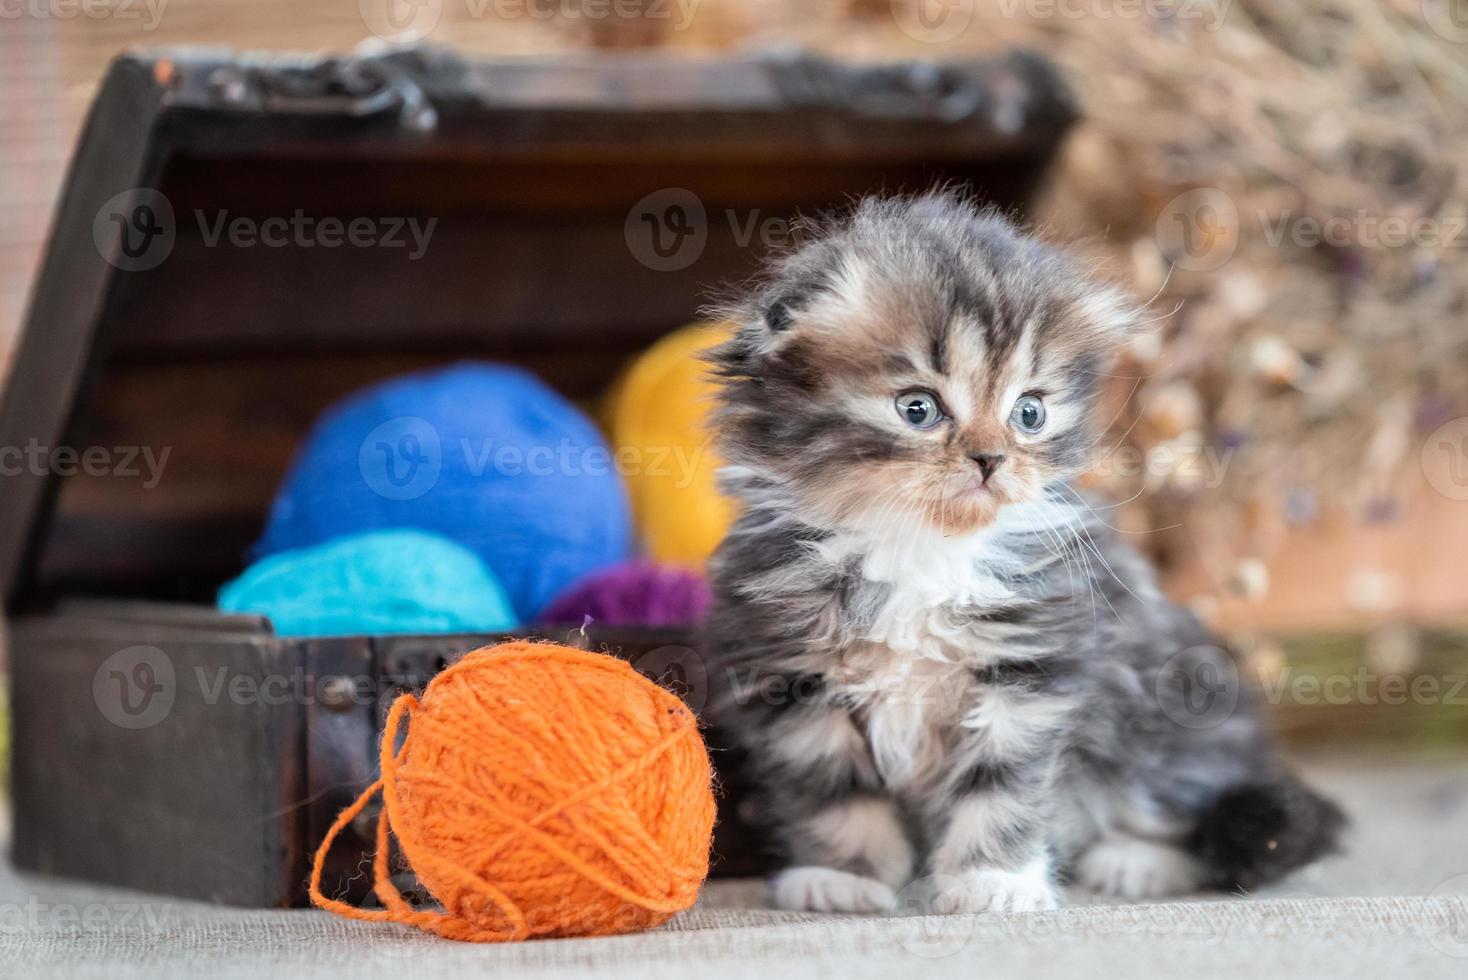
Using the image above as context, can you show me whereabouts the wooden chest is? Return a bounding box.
[0,44,1075,906]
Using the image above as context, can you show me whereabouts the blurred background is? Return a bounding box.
[3,0,1468,754]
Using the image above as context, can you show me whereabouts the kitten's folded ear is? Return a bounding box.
[763,299,795,333]
[758,271,831,337]
[723,282,816,353]
[703,284,816,383]
[704,305,779,381]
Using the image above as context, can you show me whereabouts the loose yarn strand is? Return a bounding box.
[308,642,715,943]
[309,692,531,942]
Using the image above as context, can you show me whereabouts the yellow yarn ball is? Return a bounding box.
[606,322,735,566]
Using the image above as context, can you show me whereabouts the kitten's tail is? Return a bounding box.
[1187,772,1346,892]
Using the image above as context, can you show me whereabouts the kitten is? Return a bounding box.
[702,193,1343,914]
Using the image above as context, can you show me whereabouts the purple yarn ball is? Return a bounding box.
[539,562,712,627]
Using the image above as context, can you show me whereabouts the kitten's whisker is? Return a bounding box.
[1027,499,1082,603]
[1032,517,1069,566]
[1044,488,1143,615]
[1022,496,1081,588]
[1063,507,1101,625]
[1090,407,1150,476]
[1024,511,1067,567]
[1056,481,1183,533]
[1066,481,1147,511]
[868,468,916,542]
[1071,366,1163,381]
[1125,261,1176,317]
[1135,300,1185,327]
[1049,509,1094,616]
[1038,490,1105,611]
[1092,377,1144,456]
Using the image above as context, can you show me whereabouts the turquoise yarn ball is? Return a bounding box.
[219,530,517,638]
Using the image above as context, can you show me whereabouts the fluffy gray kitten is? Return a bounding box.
[702,193,1342,914]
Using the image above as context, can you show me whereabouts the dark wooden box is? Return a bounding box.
[0,44,1075,906]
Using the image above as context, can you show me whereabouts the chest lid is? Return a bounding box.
[0,43,1075,612]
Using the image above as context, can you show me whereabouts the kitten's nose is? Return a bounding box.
[970,452,1006,483]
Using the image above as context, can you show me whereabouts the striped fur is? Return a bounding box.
[703,194,1342,912]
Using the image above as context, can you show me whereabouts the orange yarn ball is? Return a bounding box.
[309,641,716,942]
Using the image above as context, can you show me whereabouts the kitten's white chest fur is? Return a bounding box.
[813,499,1068,788]
[816,498,1062,660]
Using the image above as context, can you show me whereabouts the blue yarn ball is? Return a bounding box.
[253,363,632,618]
[220,529,518,638]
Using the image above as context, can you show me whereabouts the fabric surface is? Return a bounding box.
[4,756,1467,979]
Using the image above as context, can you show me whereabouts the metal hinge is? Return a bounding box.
[189,46,446,133]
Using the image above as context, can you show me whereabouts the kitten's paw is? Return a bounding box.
[929,864,1060,914]
[769,867,897,913]
[1075,837,1202,899]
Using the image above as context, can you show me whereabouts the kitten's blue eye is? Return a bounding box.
[896,390,943,429]
[1010,394,1046,432]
